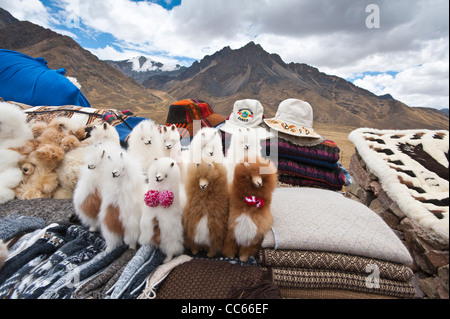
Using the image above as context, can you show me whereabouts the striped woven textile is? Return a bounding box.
[258,248,413,282]
[262,267,415,299]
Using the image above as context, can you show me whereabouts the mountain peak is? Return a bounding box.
[0,8,19,29]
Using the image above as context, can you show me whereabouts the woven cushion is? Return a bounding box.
[262,187,413,266]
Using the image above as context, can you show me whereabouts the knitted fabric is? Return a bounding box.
[278,174,343,191]
[71,249,136,299]
[119,248,165,299]
[107,244,164,299]
[137,254,193,299]
[0,225,68,298]
[0,225,67,285]
[155,258,276,299]
[276,158,346,189]
[11,226,93,299]
[6,224,58,260]
[0,214,46,242]
[263,267,415,299]
[44,245,128,299]
[264,138,340,164]
[258,248,414,282]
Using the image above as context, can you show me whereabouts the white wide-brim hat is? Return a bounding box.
[220,99,274,140]
[263,99,322,139]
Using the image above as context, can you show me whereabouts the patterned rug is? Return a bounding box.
[348,128,449,245]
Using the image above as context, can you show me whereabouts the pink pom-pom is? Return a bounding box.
[144,190,159,207]
[159,190,174,208]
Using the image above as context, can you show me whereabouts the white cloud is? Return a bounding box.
[2,0,448,109]
[354,60,449,109]
[1,0,57,28]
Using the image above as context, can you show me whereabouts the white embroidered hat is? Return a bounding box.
[263,99,322,139]
[219,99,274,139]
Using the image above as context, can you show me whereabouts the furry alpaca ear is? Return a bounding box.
[163,126,168,132]
[154,157,158,161]
[171,124,176,131]
[170,162,175,167]
[103,123,108,130]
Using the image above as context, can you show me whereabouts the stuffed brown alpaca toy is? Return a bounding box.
[183,162,229,257]
[223,156,277,262]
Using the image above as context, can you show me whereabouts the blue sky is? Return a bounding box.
[1,0,448,110]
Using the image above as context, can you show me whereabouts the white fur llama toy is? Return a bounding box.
[140,157,185,263]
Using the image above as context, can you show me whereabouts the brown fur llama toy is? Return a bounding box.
[223,156,277,262]
[183,162,229,257]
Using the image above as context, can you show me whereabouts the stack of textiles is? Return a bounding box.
[0,211,279,299]
[263,138,348,191]
[260,187,416,299]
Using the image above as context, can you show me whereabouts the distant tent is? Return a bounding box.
[0,49,90,107]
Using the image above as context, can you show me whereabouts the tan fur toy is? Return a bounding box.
[15,144,65,199]
[13,117,85,200]
[223,156,277,262]
[183,162,229,257]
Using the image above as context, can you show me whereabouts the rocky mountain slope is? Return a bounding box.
[143,42,448,130]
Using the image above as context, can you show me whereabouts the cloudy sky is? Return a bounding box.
[1,0,448,110]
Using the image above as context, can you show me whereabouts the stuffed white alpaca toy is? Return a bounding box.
[98,145,145,251]
[0,102,33,204]
[127,119,164,175]
[140,157,185,263]
[224,127,262,183]
[54,122,120,199]
[73,142,115,232]
[185,127,224,164]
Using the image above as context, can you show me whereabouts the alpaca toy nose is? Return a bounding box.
[209,151,213,156]
[156,175,162,182]
[166,144,172,149]
[144,140,152,145]
[112,171,119,178]
[200,184,207,190]
[244,145,249,150]
[88,164,96,170]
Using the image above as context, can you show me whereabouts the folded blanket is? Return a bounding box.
[264,138,340,164]
[258,249,413,282]
[155,259,281,299]
[263,267,415,299]
[276,159,346,189]
[262,188,413,266]
[279,288,400,299]
[278,174,343,191]
[71,249,136,299]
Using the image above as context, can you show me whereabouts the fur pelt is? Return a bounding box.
[140,157,185,263]
[223,156,278,262]
[183,162,229,257]
[0,102,33,204]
